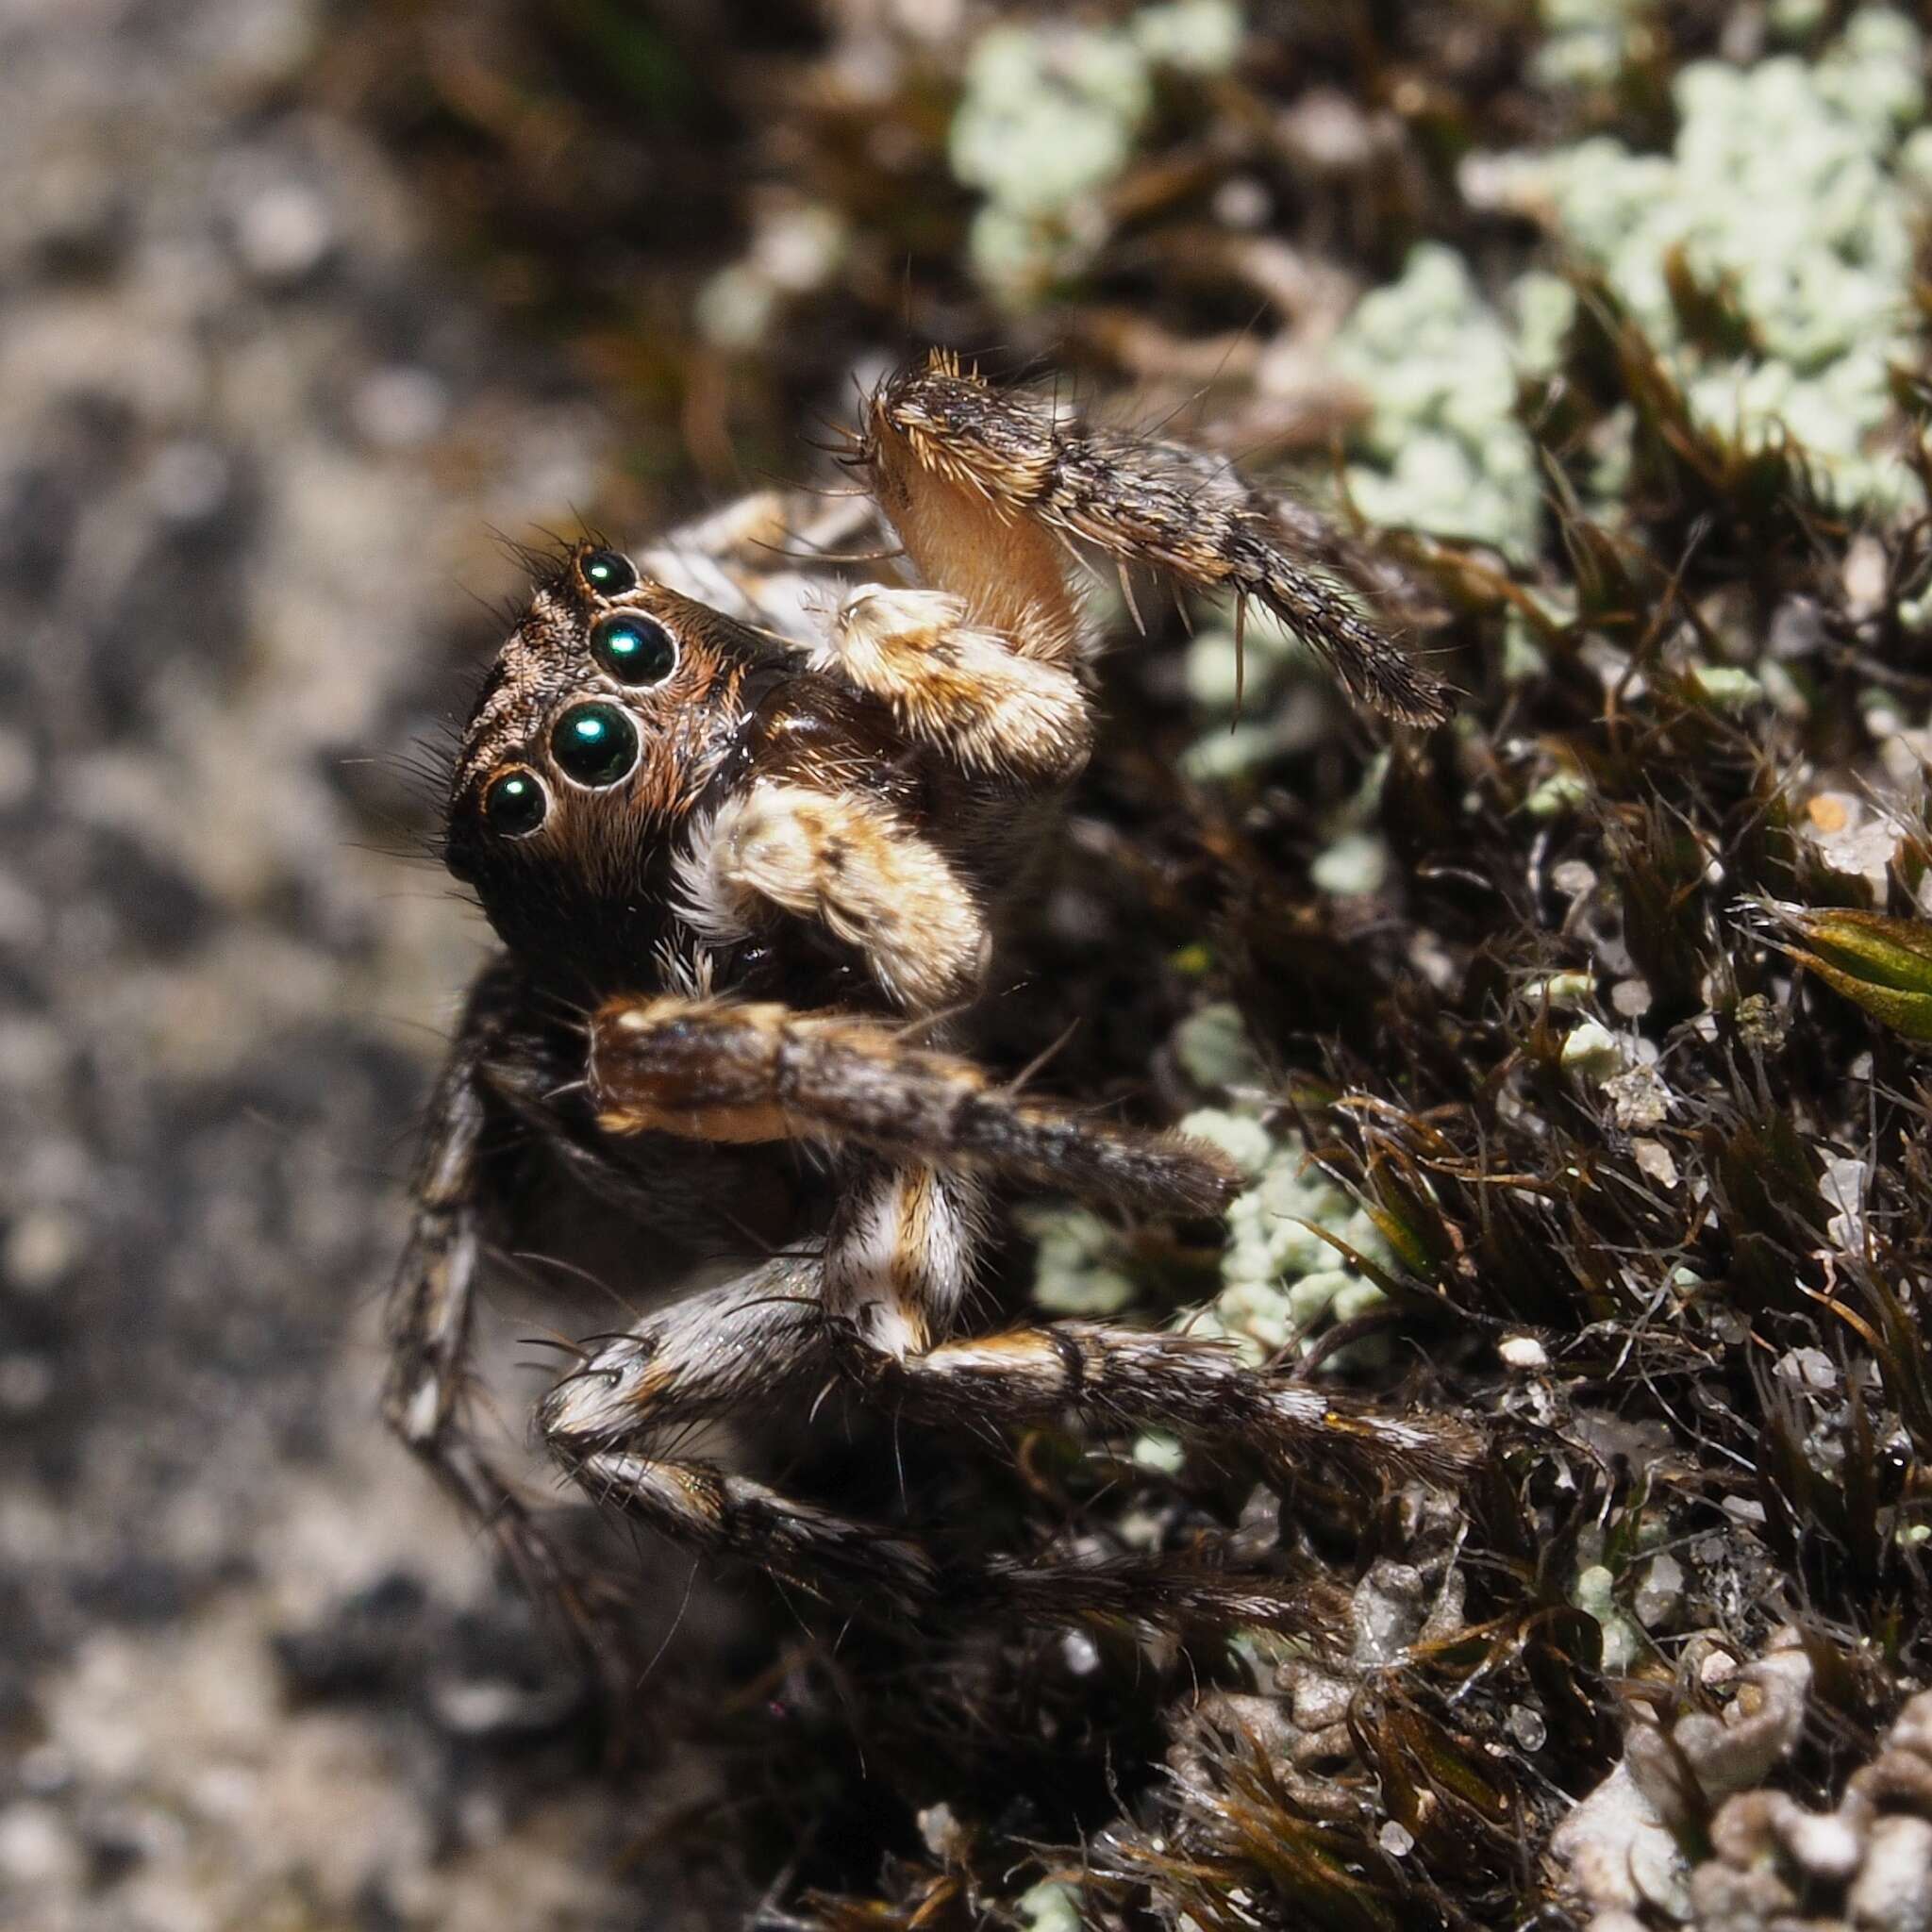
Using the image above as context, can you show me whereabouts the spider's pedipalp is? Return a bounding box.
[588,995,1242,1221]
[674,780,990,1010]
[815,584,1093,782]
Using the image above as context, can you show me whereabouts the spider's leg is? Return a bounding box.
[536,1257,937,1610]
[587,994,1239,1220]
[675,780,988,1009]
[385,969,621,1659]
[863,358,1453,726]
[540,1169,1335,1634]
[811,583,1091,783]
[824,1161,1482,1491]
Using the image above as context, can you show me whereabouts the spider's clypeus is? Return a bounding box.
[388,353,1474,1658]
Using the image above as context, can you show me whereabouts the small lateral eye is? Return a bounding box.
[550,702,640,788]
[590,610,677,687]
[579,548,638,598]
[483,767,548,839]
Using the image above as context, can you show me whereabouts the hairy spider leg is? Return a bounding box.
[534,1156,1471,1631]
[864,356,1454,727]
[537,1258,941,1611]
[591,1005,1476,1477]
[589,996,1240,1220]
[534,1240,1413,1633]
[385,985,637,1674]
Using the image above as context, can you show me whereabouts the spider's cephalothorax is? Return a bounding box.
[443,549,923,1004]
[388,357,1470,1649]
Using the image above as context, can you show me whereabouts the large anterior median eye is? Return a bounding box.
[590,610,677,687]
[550,702,640,787]
[483,767,548,838]
[579,548,637,597]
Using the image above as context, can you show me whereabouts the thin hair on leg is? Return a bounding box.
[537,1257,940,1612]
[588,996,1241,1221]
[863,357,1454,726]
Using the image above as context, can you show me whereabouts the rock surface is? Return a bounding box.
[0,5,728,1926]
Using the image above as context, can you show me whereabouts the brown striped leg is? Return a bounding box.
[862,356,1452,726]
[536,1257,937,1611]
[822,1162,1481,1491]
[587,996,1240,1221]
[384,1008,616,1654]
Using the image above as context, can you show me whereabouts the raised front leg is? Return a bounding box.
[862,356,1453,726]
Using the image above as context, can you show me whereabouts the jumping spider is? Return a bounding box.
[389,356,1466,1649]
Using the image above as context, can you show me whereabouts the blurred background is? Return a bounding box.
[5,2,1932,1929]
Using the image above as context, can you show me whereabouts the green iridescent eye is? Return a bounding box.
[590,610,677,687]
[550,702,639,788]
[483,767,547,838]
[580,548,638,597]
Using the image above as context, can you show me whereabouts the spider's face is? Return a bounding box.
[444,542,797,984]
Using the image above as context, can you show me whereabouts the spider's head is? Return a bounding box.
[443,542,793,987]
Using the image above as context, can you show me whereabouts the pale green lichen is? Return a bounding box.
[1561,1019,1626,1079]
[950,6,1243,305]
[1173,999,1270,1091]
[952,27,1151,219]
[1690,663,1766,710]
[1179,599,1367,780]
[1478,7,1931,515]
[1524,972,1598,1009]
[1132,1428,1186,1475]
[1130,0,1243,74]
[1021,1201,1141,1316]
[1016,1879,1085,1932]
[1511,267,1580,379]
[1525,769,1591,819]
[1310,831,1391,899]
[1532,0,1649,92]
[693,200,847,351]
[1770,0,1830,36]
[1181,1103,1392,1368]
[1025,1012,1390,1376]
[1328,243,1546,562]
[1573,1562,1645,1672]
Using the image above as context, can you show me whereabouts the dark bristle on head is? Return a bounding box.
[489,528,577,591]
